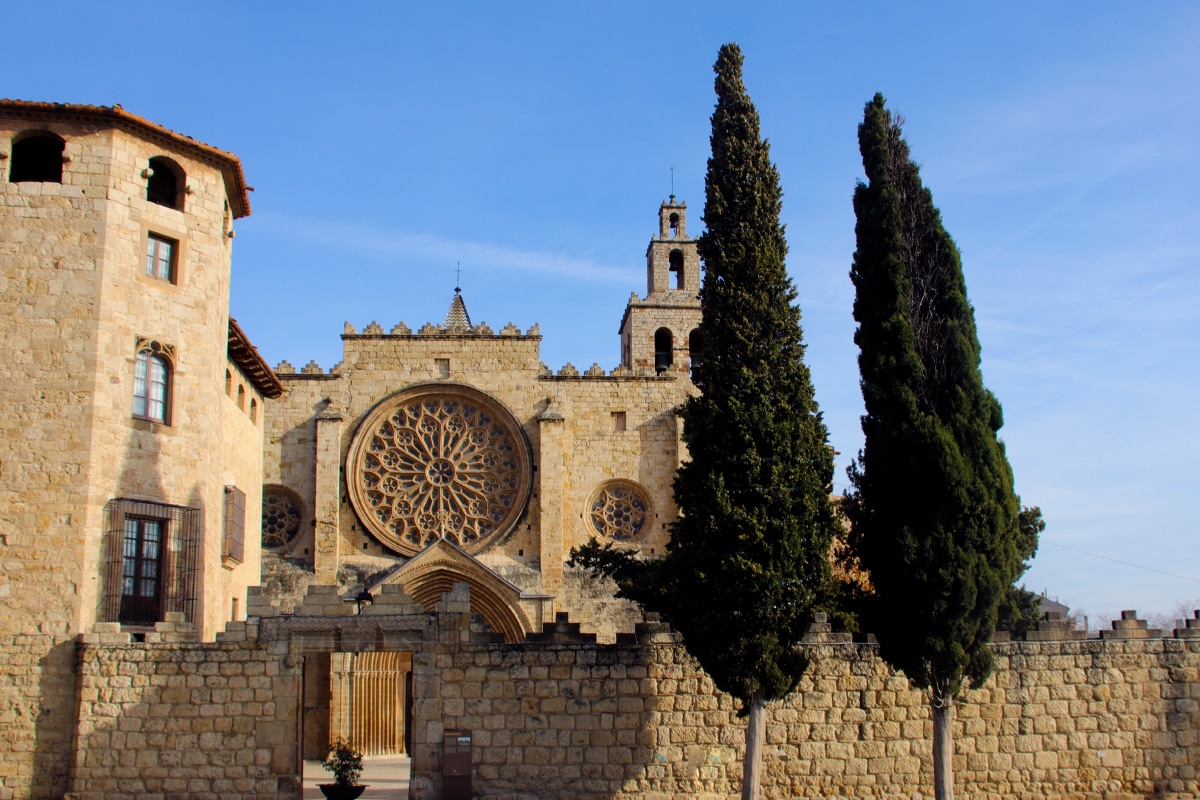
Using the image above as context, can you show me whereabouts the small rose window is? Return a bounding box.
[262,486,304,548]
[589,481,652,541]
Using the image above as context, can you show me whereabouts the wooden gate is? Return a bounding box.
[329,652,410,755]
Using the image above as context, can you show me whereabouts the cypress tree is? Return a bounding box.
[844,94,1027,800]
[571,45,839,799]
[670,43,838,799]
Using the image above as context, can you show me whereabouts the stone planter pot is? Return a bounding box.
[318,784,367,800]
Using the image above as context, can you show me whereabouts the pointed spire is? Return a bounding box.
[443,288,472,331]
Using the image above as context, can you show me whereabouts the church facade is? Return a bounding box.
[261,200,703,642]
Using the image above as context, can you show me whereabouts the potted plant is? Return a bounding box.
[318,737,366,800]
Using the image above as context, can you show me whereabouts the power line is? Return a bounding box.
[1042,539,1200,585]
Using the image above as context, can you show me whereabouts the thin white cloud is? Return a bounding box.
[252,214,640,284]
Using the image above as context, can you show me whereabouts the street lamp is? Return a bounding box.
[355,590,373,614]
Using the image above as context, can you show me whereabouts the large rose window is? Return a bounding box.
[346,386,532,555]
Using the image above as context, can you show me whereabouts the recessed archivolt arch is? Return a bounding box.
[379,539,532,643]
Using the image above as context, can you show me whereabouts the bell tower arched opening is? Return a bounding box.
[669,249,685,289]
[654,328,673,373]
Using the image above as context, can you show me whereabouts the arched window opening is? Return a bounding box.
[225,369,233,396]
[133,346,171,424]
[689,329,705,376]
[669,213,680,239]
[654,328,673,373]
[250,398,258,424]
[146,157,183,210]
[9,133,64,183]
[669,250,684,290]
[236,384,246,411]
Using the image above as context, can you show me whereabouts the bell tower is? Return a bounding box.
[619,197,703,375]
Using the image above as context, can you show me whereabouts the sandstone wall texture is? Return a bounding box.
[0,109,268,799]
[71,641,302,799]
[437,638,1200,800]
[65,592,1200,800]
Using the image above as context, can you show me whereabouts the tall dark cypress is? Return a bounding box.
[669,43,839,800]
[844,94,1026,800]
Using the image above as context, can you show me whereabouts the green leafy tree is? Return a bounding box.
[843,94,1028,800]
[574,43,839,800]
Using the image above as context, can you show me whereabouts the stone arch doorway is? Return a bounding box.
[380,539,535,643]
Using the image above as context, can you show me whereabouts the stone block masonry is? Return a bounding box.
[65,595,1200,800]
[71,641,303,800]
[437,637,1200,800]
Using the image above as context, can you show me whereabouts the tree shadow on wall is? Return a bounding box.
[33,639,79,800]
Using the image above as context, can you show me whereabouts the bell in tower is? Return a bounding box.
[618,198,703,376]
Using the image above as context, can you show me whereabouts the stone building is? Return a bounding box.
[0,98,711,794]
[261,197,703,643]
[2,101,1198,800]
[0,101,281,798]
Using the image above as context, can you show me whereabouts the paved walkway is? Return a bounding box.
[303,755,411,799]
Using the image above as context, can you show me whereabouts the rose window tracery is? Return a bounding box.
[346,386,532,556]
[262,486,303,548]
[589,481,651,541]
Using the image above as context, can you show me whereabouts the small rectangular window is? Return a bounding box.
[611,411,627,432]
[223,486,246,565]
[145,234,177,282]
[435,358,450,378]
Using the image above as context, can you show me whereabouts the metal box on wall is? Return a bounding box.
[443,729,472,800]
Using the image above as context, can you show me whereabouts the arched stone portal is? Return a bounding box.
[379,539,535,643]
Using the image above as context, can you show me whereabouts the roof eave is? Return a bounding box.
[227,317,283,398]
[0,100,252,218]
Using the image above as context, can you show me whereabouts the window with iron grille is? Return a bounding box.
[223,485,246,566]
[103,499,199,626]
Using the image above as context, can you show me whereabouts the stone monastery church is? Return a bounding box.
[268,214,701,643]
[0,99,703,794]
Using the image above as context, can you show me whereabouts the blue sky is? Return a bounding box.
[8,2,1199,622]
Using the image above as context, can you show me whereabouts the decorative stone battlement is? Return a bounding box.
[1101,609,1165,639]
[341,319,542,339]
[540,364,678,381]
[1024,610,1088,642]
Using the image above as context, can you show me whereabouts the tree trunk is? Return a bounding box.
[741,692,766,800]
[932,690,954,800]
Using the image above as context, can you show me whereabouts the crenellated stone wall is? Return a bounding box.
[435,636,1200,800]
[71,641,301,799]
[65,591,1200,800]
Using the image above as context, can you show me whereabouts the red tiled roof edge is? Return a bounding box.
[228,318,283,399]
[0,99,252,219]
